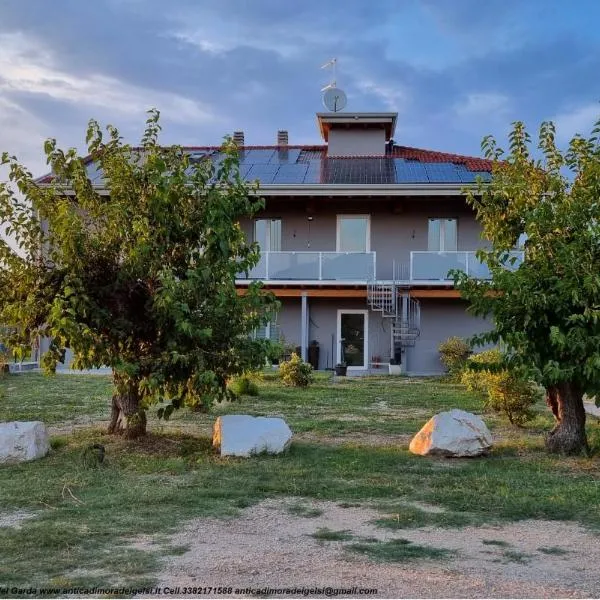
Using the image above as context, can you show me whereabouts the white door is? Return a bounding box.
[337,309,368,369]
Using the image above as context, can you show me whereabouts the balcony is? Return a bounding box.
[238,251,376,281]
[410,251,524,282]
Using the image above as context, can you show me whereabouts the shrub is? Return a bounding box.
[461,349,539,426]
[0,347,8,377]
[438,336,471,377]
[279,352,314,387]
[228,375,259,397]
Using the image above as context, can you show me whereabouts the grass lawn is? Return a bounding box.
[0,371,599,594]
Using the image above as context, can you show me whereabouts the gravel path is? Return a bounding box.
[139,498,600,598]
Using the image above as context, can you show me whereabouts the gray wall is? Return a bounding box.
[240,201,486,280]
[274,296,490,374]
[276,297,389,371]
[328,129,386,156]
[405,299,491,375]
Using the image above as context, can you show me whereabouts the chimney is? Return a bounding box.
[277,130,289,146]
[233,130,245,146]
[316,113,398,156]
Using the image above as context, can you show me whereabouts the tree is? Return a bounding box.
[0,110,278,438]
[455,118,600,455]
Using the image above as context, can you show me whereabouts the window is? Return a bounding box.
[336,215,370,252]
[254,219,281,251]
[428,218,457,251]
[253,320,281,342]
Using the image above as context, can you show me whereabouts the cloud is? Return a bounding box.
[0,96,48,173]
[0,0,599,172]
[0,32,218,125]
[454,93,511,118]
[354,80,407,112]
[552,103,600,143]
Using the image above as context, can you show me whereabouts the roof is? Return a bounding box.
[36,144,492,187]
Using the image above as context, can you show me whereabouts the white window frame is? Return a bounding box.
[336,309,369,370]
[336,214,371,252]
[254,218,282,252]
[252,319,280,342]
[428,218,458,252]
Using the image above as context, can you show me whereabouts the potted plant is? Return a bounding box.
[334,362,347,376]
[388,357,402,375]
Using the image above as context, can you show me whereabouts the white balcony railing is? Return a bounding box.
[410,250,524,281]
[240,251,376,281]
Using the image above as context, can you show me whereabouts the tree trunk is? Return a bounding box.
[545,382,588,455]
[545,387,560,431]
[107,374,147,439]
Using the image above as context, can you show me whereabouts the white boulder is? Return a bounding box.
[212,415,292,457]
[409,409,492,457]
[0,421,50,464]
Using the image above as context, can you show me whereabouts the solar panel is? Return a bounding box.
[394,160,429,183]
[85,162,104,184]
[269,148,301,164]
[272,163,308,184]
[245,164,279,184]
[424,163,463,183]
[319,158,397,185]
[239,149,275,164]
[297,149,324,162]
[459,170,491,183]
[303,163,322,183]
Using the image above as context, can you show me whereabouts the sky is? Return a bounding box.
[1,0,600,177]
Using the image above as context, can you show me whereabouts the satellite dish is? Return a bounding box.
[323,87,347,112]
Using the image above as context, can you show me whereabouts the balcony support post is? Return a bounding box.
[301,292,309,362]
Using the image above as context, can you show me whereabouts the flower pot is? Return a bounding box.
[388,364,402,375]
[334,365,347,376]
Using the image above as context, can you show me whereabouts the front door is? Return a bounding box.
[337,310,368,370]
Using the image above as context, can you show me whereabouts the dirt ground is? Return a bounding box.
[136,498,600,599]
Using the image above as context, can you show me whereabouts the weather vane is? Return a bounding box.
[320,58,347,112]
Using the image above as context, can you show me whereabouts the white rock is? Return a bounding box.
[409,409,492,457]
[0,421,50,464]
[212,415,292,457]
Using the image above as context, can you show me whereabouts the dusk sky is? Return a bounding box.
[1,0,600,176]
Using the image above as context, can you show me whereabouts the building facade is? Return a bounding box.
[230,112,516,375]
[38,110,521,374]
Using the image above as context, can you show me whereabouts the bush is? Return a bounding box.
[279,352,314,387]
[0,348,8,377]
[438,336,471,377]
[461,349,539,426]
[228,375,259,397]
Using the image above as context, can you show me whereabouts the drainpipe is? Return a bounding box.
[301,293,308,362]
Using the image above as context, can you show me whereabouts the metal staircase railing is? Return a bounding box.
[366,281,397,317]
[367,261,421,354]
[392,297,421,347]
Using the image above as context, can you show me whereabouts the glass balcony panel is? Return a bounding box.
[238,253,267,279]
[412,252,467,280]
[468,255,491,279]
[321,252,375,280]
[268,252,320,279]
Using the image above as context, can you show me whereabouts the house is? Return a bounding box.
[36,109,521,375]
[227,111,520,375]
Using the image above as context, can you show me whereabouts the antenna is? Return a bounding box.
[320,58,337,91]
[320,58,347,112]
